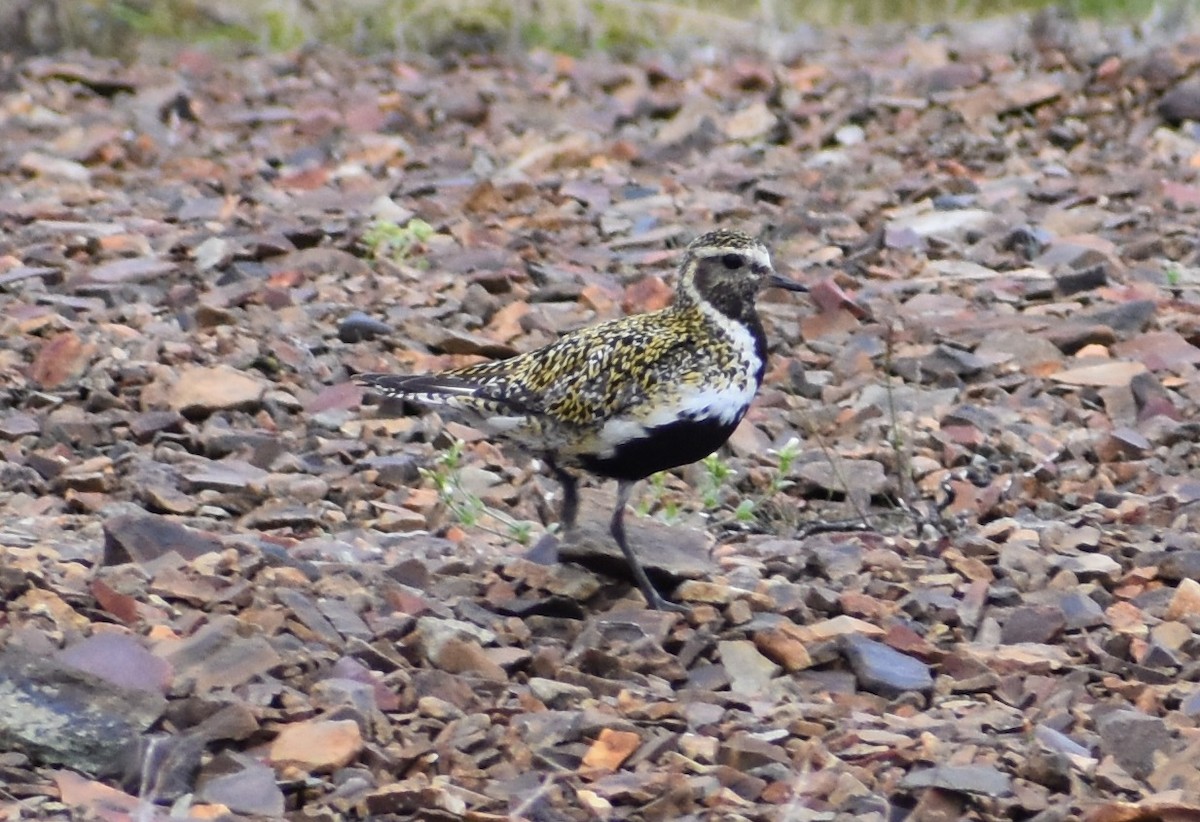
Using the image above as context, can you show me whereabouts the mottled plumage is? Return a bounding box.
[356,229,806,610]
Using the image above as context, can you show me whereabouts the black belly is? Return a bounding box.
[578,415,742,481]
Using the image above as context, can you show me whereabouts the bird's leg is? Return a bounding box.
[545,457,579,534]
[611,480,688,613]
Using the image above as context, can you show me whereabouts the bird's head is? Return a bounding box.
[676,229,807,320]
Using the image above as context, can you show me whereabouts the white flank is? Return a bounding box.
[593,373,759,460]
[595,419,648,453]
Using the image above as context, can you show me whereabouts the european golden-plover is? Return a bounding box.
[356,229,807,611]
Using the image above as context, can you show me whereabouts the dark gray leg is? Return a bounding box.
[546,457,579,533]
[610,480,687,612]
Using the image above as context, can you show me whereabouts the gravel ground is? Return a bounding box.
[3,13,1200,821]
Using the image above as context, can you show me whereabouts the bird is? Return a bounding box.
[355,229,807,611]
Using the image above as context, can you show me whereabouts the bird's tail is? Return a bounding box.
[354,372,483,403]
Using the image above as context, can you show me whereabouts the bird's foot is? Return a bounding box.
[642,587,690,614]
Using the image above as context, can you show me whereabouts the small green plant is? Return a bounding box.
[733,497,757,523]
[419,438,536,544]
[362,218,435,265]
[699,438,805,529]
[637,471,682,524]
[700,453,734,510]
[767,437,801,496]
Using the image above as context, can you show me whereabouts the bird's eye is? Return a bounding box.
[722,253,745,270]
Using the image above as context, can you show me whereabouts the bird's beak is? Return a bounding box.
[767,272,808,293]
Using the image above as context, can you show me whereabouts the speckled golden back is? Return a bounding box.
[431,304,739,427]
[356,229,806,457]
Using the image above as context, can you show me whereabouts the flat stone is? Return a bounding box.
[1050,553,1121,583]
[559,515,714,585]
[718,733,790,770]
[180,458,269,494]
[752,627,813,671]
[1001,606,1066,645]
[56,633,173,694]
[1159,80,1200,125]
[128,410,185,442]
[1058,591,1105,630]
[276,588,345,647]
[431,637,507,682]
[841,634,933,697]
[29,331,92,389]
[1050,361,1147,388]
[339,310,392,343]
[0,647,167,774]
[804,615,886,641]
[162,614,283,692]
[718,640,780,696]
[197,753,285,817]
[316,598,373,641]
[102,514,223,567]
[796,459,887,496]
[19,151,90,182]
[1166,577,1200,621]
[581,728,642,772]
[723,101,777,141]
[1034,723,1091,758]
[269,719,363,772]
[886,208,994,239]
[529,677,593,708]
[414,616,497,660]
[88,256,176,283]
[675,580,738,604]
[1096,709,1172,780]
[0,412,40,440]
[168,364,268,416]
[1081,300,1157,334]
[1157,551,1200,581]
[901,764,1012,798]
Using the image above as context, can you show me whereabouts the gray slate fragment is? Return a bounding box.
[797,459,887,496]
[1058,591,1105,630]
[901,763,1013,797]
[339,310,392,343]
[1050,553,1121,583]
[1155,551,1200,581]
[841,634,933,697]
[559,517,713,581]
[276,588,346,648]
[102,513,223,567]
[1159,81,1200,125]
[56,633,173,694]
[1001,606,1066,645]
[165,614,283,692]
[0,647,167,774]
[0,412,40,440]
[1096,709,1173,779]
[1080,300,1156,334]
[197,753,286,817]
